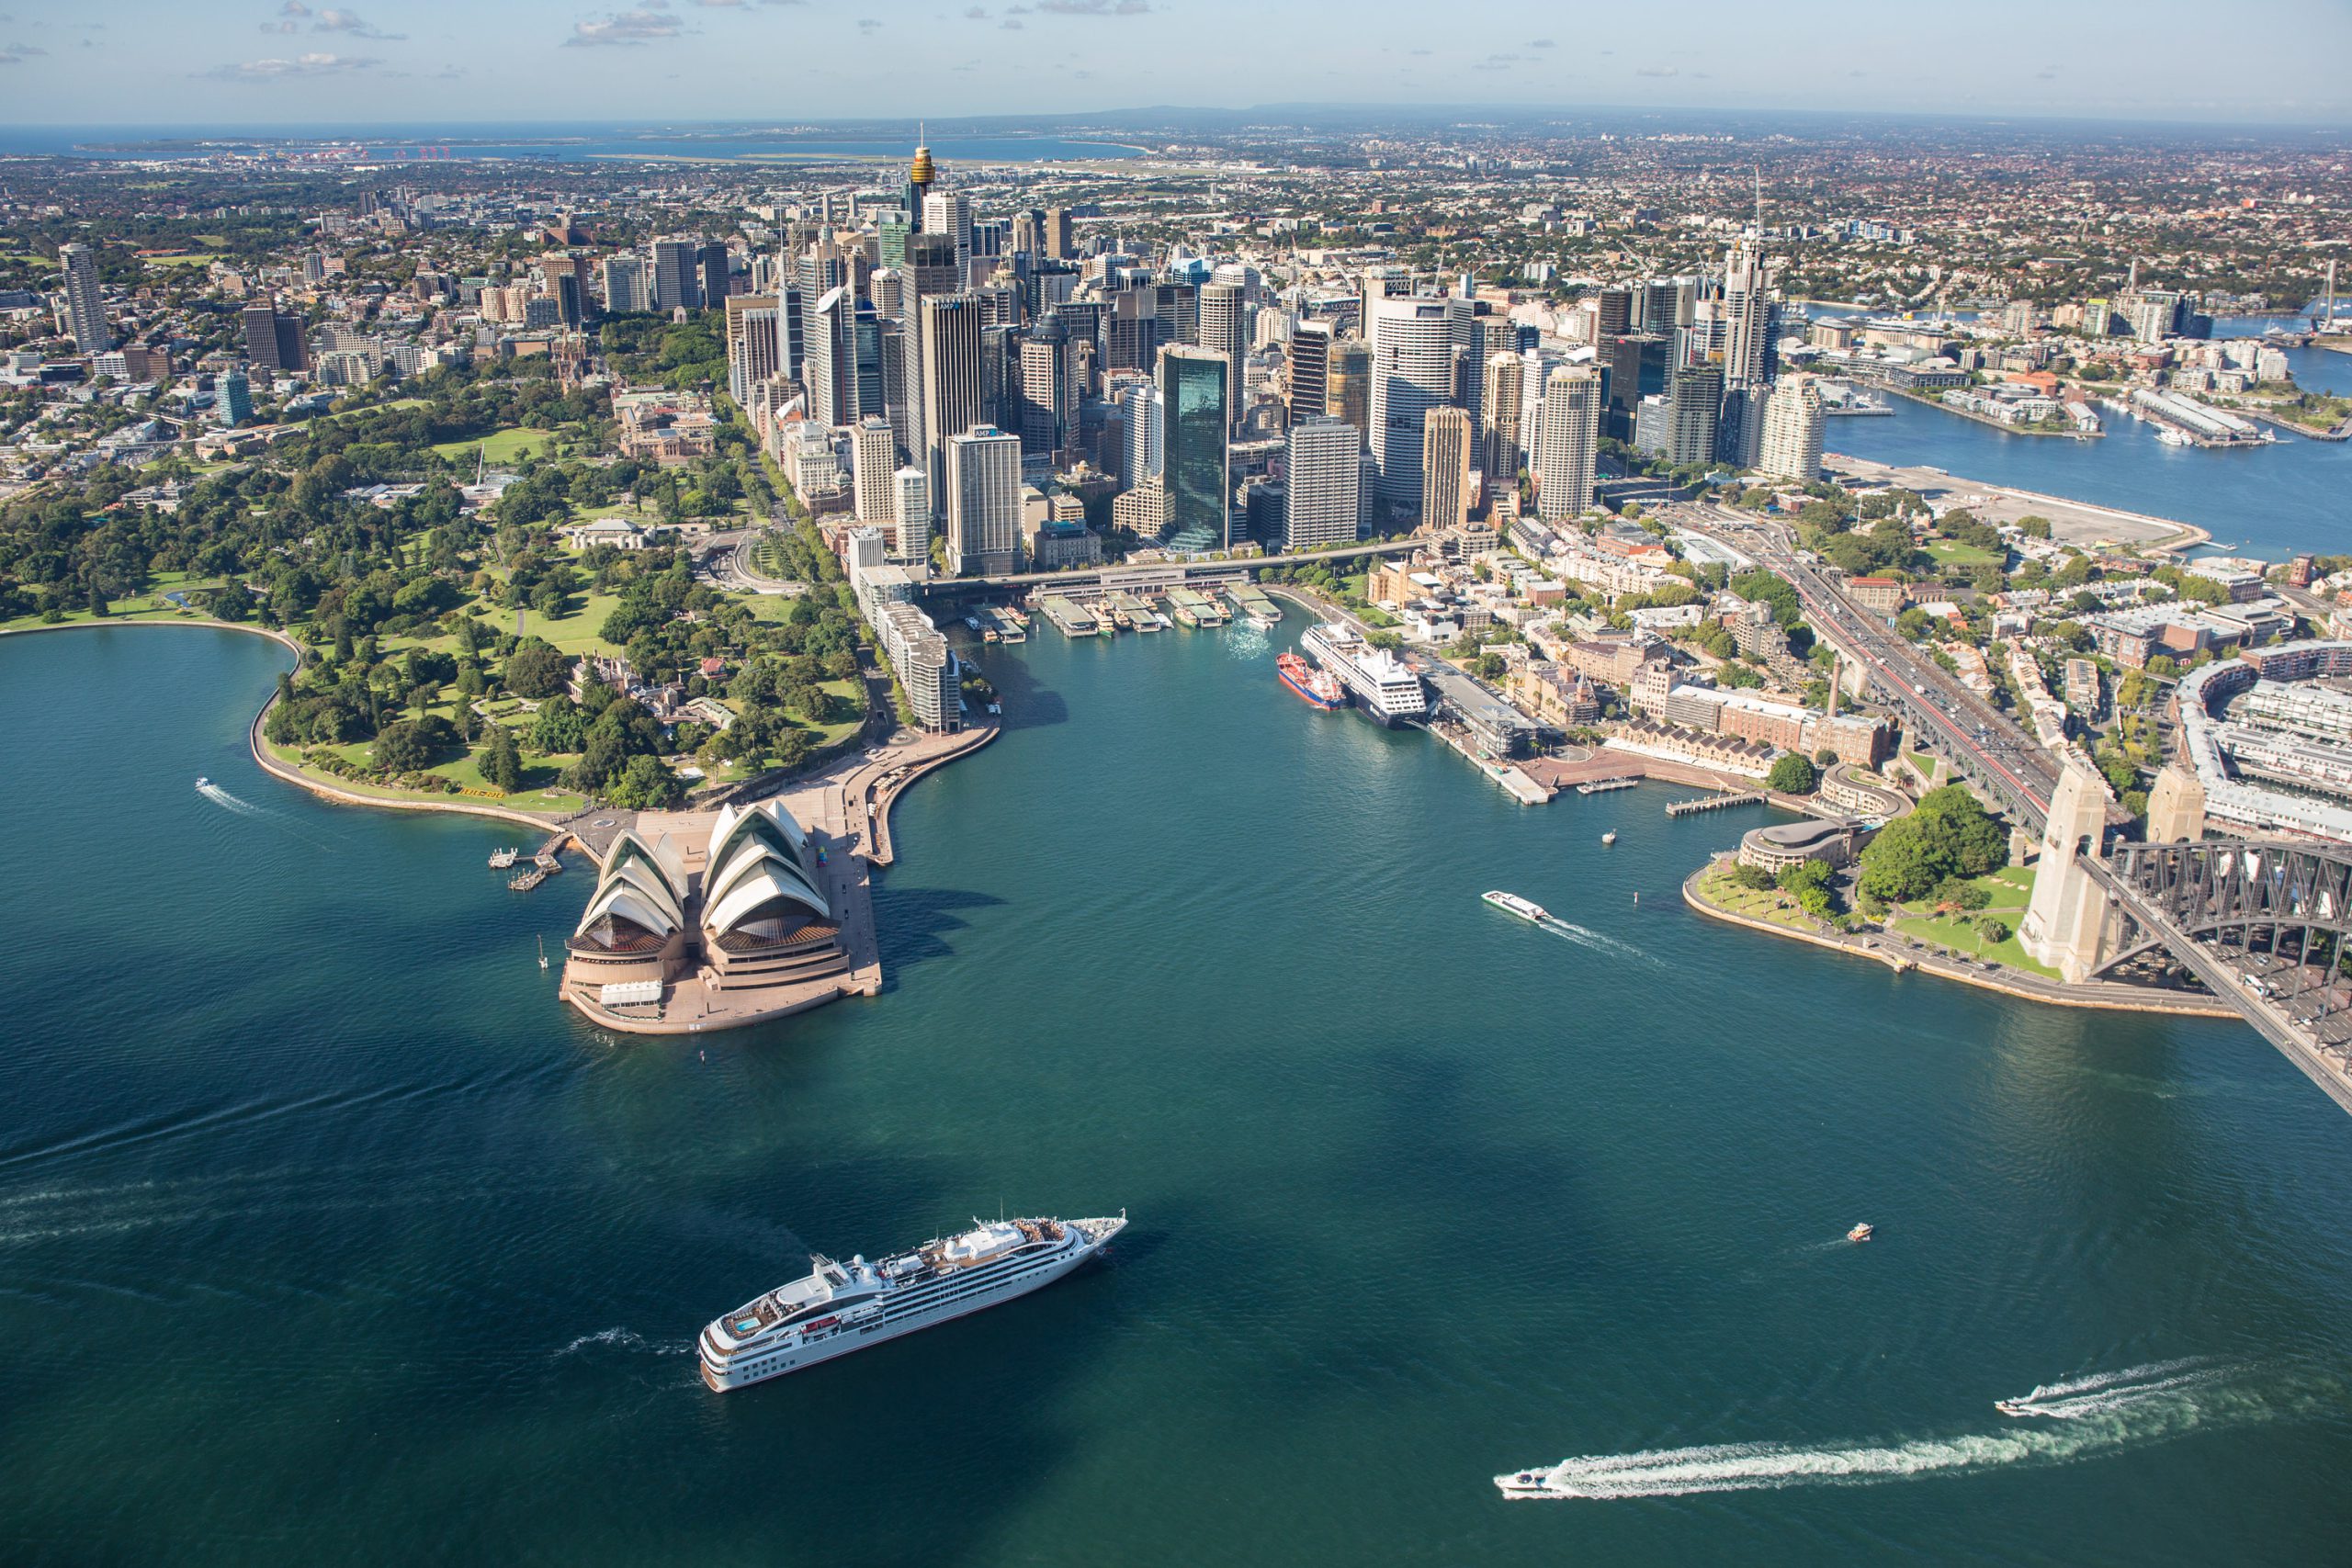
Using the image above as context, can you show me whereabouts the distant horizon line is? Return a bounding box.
[2,103,2347,135]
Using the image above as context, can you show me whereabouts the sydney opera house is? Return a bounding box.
[560,798,875,1032]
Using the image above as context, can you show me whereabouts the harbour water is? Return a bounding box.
[1818,314,2352,559]
[5,623,2352,1564]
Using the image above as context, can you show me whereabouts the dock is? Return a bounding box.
[508,866,548,891]
[1037,594,1098,637]
[1574,777,1640,795]
[1168,586,1227,626]
[488,847,519,868]
[1227,585,1282,624]
[1665,790,1767,818]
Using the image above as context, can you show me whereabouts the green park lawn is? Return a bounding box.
[1887,865,2059,976]
[1696,862,1828,932]
[430,426,559,465]
[516,592,625,658]
[1925,539,2003,568]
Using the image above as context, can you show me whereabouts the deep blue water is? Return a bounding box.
[1813,312,2352,558]
[4,621,2352,1564]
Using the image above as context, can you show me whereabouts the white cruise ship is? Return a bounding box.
[698,1213,1126,1391]
[1302,623,1428,727]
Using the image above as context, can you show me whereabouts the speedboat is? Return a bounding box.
[1994,1399,2037,1418]
[1601,830,1618,846]
[1483,890,1549,923]
[195,776,209,789]
[1847,1223,1874,1243]
[1495,1471,1553,1497]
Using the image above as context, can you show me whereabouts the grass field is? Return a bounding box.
[1696,862,1831,932]
[430,426,558,464]
[270,737,587,814]
[1888,865,2057,976]
[515,592,624,658]
[1925,539,2003,568]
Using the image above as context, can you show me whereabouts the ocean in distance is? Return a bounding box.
[4,619,2352,1565]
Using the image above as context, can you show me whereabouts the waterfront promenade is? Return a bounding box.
[1823,453,2210,553]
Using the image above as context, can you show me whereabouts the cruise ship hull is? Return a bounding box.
[698,1216,1123,1392]
[1300,624,1427,727]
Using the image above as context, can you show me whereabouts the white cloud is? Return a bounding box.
[1034,0,1148,13]
[566,7,683,45]
[311,7,405,38]
[203,51,381,78]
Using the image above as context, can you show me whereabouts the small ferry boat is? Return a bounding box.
[1276,651,1346,711]
[1601,830,1619,846]
[1847,1223,1874,1243]
[699,1213,1126,1392]
[2154,426,2193,447]
[1483,890,1549,924]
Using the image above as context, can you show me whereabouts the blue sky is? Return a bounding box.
[1,0,2347,127]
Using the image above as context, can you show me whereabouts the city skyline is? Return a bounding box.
[1,0,2349,128]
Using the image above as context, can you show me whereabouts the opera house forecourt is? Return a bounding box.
[561,798,879,1033]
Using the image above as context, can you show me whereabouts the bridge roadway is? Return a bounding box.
[1678,506,2075,833]
[2082,852,2352,1117]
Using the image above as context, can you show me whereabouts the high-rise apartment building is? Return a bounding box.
[1017,313,1077,459]
[1045,207,1075,260]
[218,368,253,428]
[696,242,730,308]
[58,243,113,353]
[600,254,651,315]
[1666,363,1724,468]
[1284,416,1362,550]
[1420,406,1475,530]
[1533,366,1600,523]
[922,190,973,277]
[1594,285,1634,341]
[1755,376,1826,481]
[1480,351,1524,479]
[1159,344,1231,550]
[1721,239,1772,389]
[946,423,1022,576]
[723,294,780,405]
[1120,379,1162,489]
[892,467,931,565]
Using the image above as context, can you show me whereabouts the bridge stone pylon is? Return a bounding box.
[2021,756,2120,983]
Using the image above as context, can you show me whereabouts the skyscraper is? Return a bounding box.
[723,293,781,405]
[1421,406,1474,530]
[1159,344,1231,550]
[1120,379,1162,489]
[1755,376,1826,481]
[1045,207,1075,260]
[696,242,731,308]
[218,368,252,428]
[807,284,854,428]
[1479,351,1524,479]
[599,254,651,315]
[945,424,1022,576]
[1198,280,1249,431]
[905,137,936,231]
[1368,294,1475,515]
[892,467,932,565]
[1594,285,1634,341]
[1017,313,1076,460]
[920,294,987,518]
[650,239,698,312]
[57,243,111,353]
[922,190,973,279]
[1533,366,1600,524]
[1283,416,1362,550]
[1328,338,1371,444]
[1666,363,1724,468]
[1289,320,1333,427]
[242,300,308,374]
[1722,239,1772,389]
[852,416,899,527]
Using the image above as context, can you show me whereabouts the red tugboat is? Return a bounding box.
[1277,651,1347,711]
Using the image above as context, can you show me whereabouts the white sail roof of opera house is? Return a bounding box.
[573,828,689,940]
[701,800,830,938]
